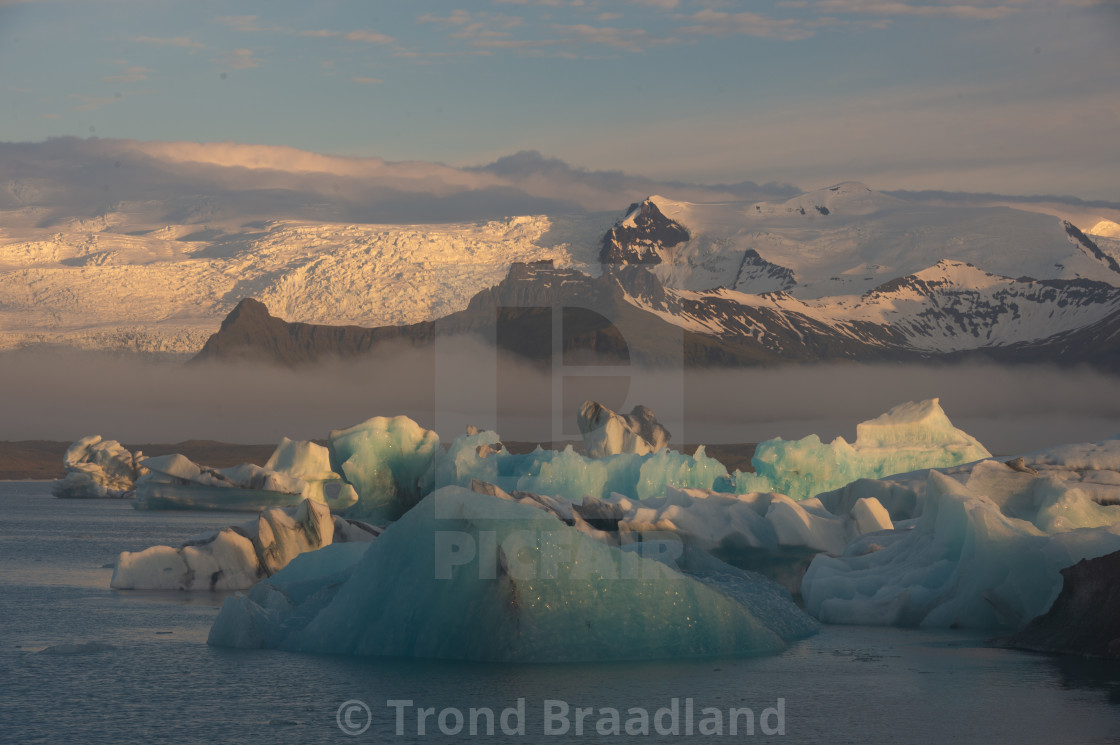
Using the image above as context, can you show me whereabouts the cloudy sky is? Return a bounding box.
[1,0,1118,199]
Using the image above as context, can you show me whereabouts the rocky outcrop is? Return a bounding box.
[1000,550,1120,659]
[599,199,690,265]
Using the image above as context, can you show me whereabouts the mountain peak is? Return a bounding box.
[222,297,273,329]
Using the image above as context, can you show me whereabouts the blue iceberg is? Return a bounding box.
[207,486,818,662]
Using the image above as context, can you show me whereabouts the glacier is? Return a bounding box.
[731,398,990,501]
[207,487,818,661]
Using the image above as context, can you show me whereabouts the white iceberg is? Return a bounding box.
[475,481,892,594]
[801,469,1120,628]
[265,437,359,512]
[732,398,990,501]
[207,487,818,661]
[577,401,671,457]
[111,498,380,591]
[52,435,143,499]
[133,441,358,513]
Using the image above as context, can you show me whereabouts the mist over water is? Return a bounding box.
[0,344,1117,455]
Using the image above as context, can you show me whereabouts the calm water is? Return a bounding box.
[0,481,1117,745]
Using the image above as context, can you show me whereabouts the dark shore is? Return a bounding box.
[0,440,756,481]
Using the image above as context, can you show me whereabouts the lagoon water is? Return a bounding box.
[1,481,1117,744]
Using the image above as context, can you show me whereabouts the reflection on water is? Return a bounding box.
[0,482,1116,745]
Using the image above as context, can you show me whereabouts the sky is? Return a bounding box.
[1,0,1118,199]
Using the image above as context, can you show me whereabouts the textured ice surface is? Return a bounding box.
[802,470,1120,628]
[433,428,508,490]
[815,436,1120,522]
[52,435,142,499]
[111,499,379,590]
[484,483,893,594]
[265,437,358,512]
[134,454,311,512]
[436,439,730,502]
[328,415,439,522]
[732,399,990,501]
[207,487,817,661]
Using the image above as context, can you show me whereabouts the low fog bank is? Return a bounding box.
[0,343,1117,457]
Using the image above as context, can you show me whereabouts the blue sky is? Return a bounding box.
[1,0,1117,198]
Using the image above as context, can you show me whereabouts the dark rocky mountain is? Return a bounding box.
[192,259,1120,369]
[599,199,690,265]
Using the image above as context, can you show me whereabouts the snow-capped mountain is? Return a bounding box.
[194,256,1120,368]
[602,186,1120,298]
[3,138,1119,367]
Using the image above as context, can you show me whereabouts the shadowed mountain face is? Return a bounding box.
[600,199,691,265]
[192,188,1120,369]
[1002,551,1120,659]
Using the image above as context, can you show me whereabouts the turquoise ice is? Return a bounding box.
[207,486,817,661]
[730,398,990,501]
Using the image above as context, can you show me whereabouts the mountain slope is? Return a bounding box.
[612,186,1120,299]
[193,260,1120,369]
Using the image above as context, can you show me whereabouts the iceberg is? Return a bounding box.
[207,487,818,661]
[134,453,312,512]
[52,435,143,499]
[577,401,671,457]
[133,441,358,513]
[265,437,359,512]
[111,499,380,591]
[814,436,1120,523]
[731,398,990,501]
[328,415,440,522]
[801,470,1120,628]
[475,481,892,594]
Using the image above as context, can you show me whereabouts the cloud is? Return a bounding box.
[552,23,652,51]
[679,10,818,40]
[213,49,259,70]
[343,29,395,44]
[216,15,263,32]
[68,94,122,112]
[132,35,204,49]
[101,65,151,84]
[352,76,384,85]
[804,0,1019,21]
[299,28,394,43]
[0,137,795,229]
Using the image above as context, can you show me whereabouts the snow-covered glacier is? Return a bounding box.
[207,486,819,661]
